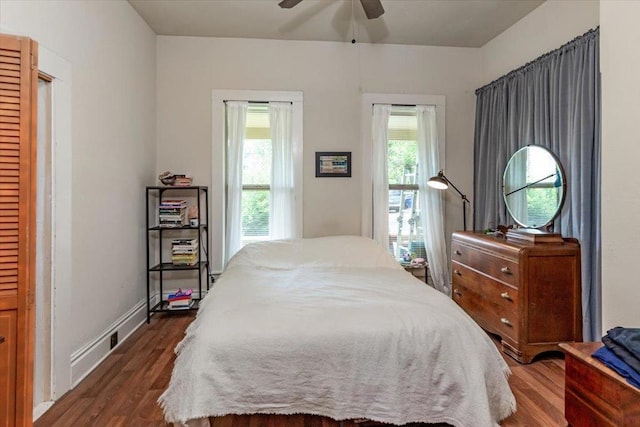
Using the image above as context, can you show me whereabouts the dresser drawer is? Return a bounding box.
[451,241,519,286]
[452,265,519,341]
[452,262,519,310]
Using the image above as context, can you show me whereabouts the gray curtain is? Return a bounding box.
[473,27,601,341]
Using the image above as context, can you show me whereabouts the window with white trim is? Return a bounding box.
[218,92,303,265]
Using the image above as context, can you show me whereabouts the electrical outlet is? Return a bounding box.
[110,331,118,350]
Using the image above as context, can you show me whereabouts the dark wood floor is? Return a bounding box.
[35,312,568,427]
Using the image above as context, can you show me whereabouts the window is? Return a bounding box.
[362,94,448,292]
[213,90,303,267]
[387,107,423,259]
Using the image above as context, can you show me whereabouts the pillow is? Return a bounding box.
[225,239,297,269]
[294,235,402,269]
[226,235,402,270]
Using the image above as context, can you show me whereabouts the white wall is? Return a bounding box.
[156,36,481,271]
[600,1,640,330]
[1,0,156,394]
[481,0,599,83]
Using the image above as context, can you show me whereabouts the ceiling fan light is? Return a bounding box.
[278,0,304,9]
[360,0,385,19]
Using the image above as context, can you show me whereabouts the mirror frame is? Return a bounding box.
[502,145,567,229]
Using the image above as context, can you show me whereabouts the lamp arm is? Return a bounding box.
[442,174,470,204]
[439,173,469,231]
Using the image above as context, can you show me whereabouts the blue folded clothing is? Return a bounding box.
[607,327,640,360]
[592,346,640,389]
[602,335,640,374]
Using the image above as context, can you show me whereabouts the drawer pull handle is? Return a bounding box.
[0,335,4,344]
[453,288,462,297]
[453,269,462,276]
[500,292,512,301]
[454,250,462,256]
[500,266,512,275]
[500,318,513,327]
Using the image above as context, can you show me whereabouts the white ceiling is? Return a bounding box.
[128,0,545,48]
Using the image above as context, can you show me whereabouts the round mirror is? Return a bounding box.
[503,145,566,228]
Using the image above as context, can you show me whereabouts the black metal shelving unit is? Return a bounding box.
[146,186,210,323]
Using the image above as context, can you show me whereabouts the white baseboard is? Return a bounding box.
[68,289,206,387]
[70,298,147,387]
[33,401,55,421]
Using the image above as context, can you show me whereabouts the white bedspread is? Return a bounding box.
[159,237,515,427]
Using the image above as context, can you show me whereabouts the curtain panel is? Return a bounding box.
[416,106,450,295]
[371,105,391,251]
[224,101,248,264]
[269,102,296,240]
[473,28,601,340]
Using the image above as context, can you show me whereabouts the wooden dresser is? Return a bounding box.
[561,342,640,426]
[451,230,582,363]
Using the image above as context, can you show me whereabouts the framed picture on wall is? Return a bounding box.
[315,152,352,178]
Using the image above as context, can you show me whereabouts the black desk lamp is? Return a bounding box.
[427,170,470,231]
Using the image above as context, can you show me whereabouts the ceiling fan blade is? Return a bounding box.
[278,0,304,8]
[360,0,384,19]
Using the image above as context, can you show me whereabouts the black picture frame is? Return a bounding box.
[315,152,352,178]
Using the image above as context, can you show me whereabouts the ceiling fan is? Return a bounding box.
[278,0,385,20]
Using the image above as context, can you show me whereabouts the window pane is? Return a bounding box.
[387,140,417,185]
[387,107,422,260]
[242,189,269,243]
[243,139,271,185]
[388,189,424,260]
[388,113,417,141]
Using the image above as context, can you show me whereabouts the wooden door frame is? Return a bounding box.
[33,73,53,418]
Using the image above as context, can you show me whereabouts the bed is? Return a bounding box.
[158,236,516,427]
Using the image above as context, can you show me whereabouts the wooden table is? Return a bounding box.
[560,342,640,426]
[402,263,428,284]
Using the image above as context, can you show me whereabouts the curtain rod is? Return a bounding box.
[223,100,292,105]
[475,26,599,95]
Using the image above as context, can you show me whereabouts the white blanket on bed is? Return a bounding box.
[159,237,515,427]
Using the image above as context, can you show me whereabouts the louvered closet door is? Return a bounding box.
[0,34,38,427]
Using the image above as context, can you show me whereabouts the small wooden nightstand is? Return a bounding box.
[402,263,429,284]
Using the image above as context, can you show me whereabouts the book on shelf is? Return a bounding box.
[171,238,199,265]
[171,258,198,266]
[172,242,198,247]
[173,174,193,186]
[159,199,187,226]
[167,299,195,310]
[167,289,193,309]
[160,199,187,205]
[172,246,198,251]
[167,288,192,299]
[172,238,197,245]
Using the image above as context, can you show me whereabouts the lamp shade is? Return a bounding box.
[427,173,448,190]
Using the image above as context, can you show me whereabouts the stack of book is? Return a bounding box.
[159,199,187,227]
[167,288,193,310]
[171,238,199,266]
[173,174,193,186]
